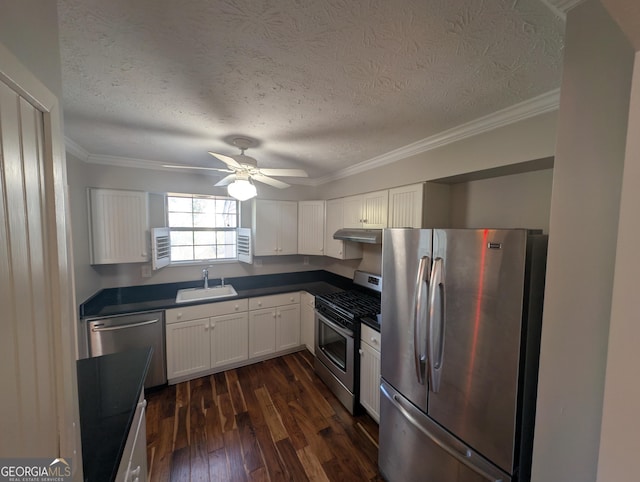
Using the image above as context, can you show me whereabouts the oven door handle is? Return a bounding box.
[315,311,354,338]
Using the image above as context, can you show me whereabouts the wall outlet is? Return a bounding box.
[141,264,152,278]
[303,256,309,265]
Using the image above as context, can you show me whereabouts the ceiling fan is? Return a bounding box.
[164,137,308,200]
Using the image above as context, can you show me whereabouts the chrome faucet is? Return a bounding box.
[220,277,225,287]
[202,268,209,289]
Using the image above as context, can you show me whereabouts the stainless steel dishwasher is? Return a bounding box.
[87,311,167,388]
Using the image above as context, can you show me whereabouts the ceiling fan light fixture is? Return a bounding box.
[227,178,257,201]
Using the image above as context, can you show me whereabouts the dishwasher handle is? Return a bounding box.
[90,318,160,333]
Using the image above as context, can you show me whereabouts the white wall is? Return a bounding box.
[531,2,634,481]
[449,168,553,233]
[597,50,640,482]
[0,0,62,98]
[320,110,558,199]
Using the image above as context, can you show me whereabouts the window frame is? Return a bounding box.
[165,193,239,265]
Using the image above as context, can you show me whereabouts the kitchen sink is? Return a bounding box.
[175,285,238,303]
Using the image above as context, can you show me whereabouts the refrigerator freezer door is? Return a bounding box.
[428,229,528,473]
[379,380,511,482]
[381,228,432,412]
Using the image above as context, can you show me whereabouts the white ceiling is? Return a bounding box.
[58,0,565,184]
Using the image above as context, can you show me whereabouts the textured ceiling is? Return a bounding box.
[58,0,564,182]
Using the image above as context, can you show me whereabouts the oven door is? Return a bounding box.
[314,310,355,391]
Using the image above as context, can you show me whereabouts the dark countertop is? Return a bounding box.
[80,270,351,319]
[77,348,152,482]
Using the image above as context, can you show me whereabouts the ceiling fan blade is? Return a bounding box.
[214,174,237,187]
[208,151,242,169]
[252,173,291,189]
[258,168,308,178]
[163,164,232,172]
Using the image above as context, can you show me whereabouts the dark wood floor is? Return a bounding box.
[145,350,384,481]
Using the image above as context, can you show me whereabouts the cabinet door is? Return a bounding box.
[298,201,325,255]
[360,340,381,423]
[278,201,298,255]
[211,312,249,368]
[325,199,345,258]
[342,195,364,228]
[362,190,389,228]
[89,188,149,264]
[300,292,315,354]
[254,200,280,256]
[325,199,362,260]
[389,184,424,228]
[166,318,210,380]
[276,304,301,351]
[249,308,276,358]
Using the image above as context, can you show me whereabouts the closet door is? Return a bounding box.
[0,80,58,455]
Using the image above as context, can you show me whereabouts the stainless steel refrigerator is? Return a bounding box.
[379,229,547,482]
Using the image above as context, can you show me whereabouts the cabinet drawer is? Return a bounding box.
[361,324,381,350]
[301,291,315,308]
[166,298,248,324]
[249,292,300,310]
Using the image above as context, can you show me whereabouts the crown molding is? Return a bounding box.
[66,88,559,187]
[64,137,89,161]
[539,0,587,19]
[313,88,560,186]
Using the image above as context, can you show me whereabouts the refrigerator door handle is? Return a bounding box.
[381,384,503,482]
[428,257,445,393]
[413,255,430,384]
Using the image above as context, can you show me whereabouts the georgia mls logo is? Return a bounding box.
[0,457,72,481]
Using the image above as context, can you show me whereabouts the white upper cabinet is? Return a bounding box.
[388,183,424,228]
[343,190,389,229]
[325,198,362,260]
[253,200,298,256]
[88,188,149,264]
[298,200,325,256]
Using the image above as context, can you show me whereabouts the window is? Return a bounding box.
[167,194,238,262]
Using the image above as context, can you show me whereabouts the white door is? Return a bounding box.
[254,200,280,255]
[211,312,249,367]
[389,184,424,228]
[166,318,211,379]
[0,65,79,463]
[300,292,315,354]
[249,308,277,358]
[360,340,381,422]
[362,190,389,228]
[279,201,298,255]
[298,200,325,255]
[342,195,364,228]
[276,304,301,351]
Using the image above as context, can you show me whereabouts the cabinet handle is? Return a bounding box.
[130,465,141,477]
[177,312,182,319]
[359,349,364,356]
[234,304,239,310]
[138,399,147,409]
[371,337,378,344]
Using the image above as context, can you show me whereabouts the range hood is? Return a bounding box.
[333,228,383,244]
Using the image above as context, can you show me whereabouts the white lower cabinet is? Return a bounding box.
[300,291,315,354]
[249,292,301,357]
[166,293,302,383]
[359,324,381,423]
[249,308,277,358]
[211,312,249,368]
[116,391,148,482]
[166,317,211,379]
[166,299,248,382]
[276,303,301,351]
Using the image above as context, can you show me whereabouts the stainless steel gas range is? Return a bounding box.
[314,270,381,414]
